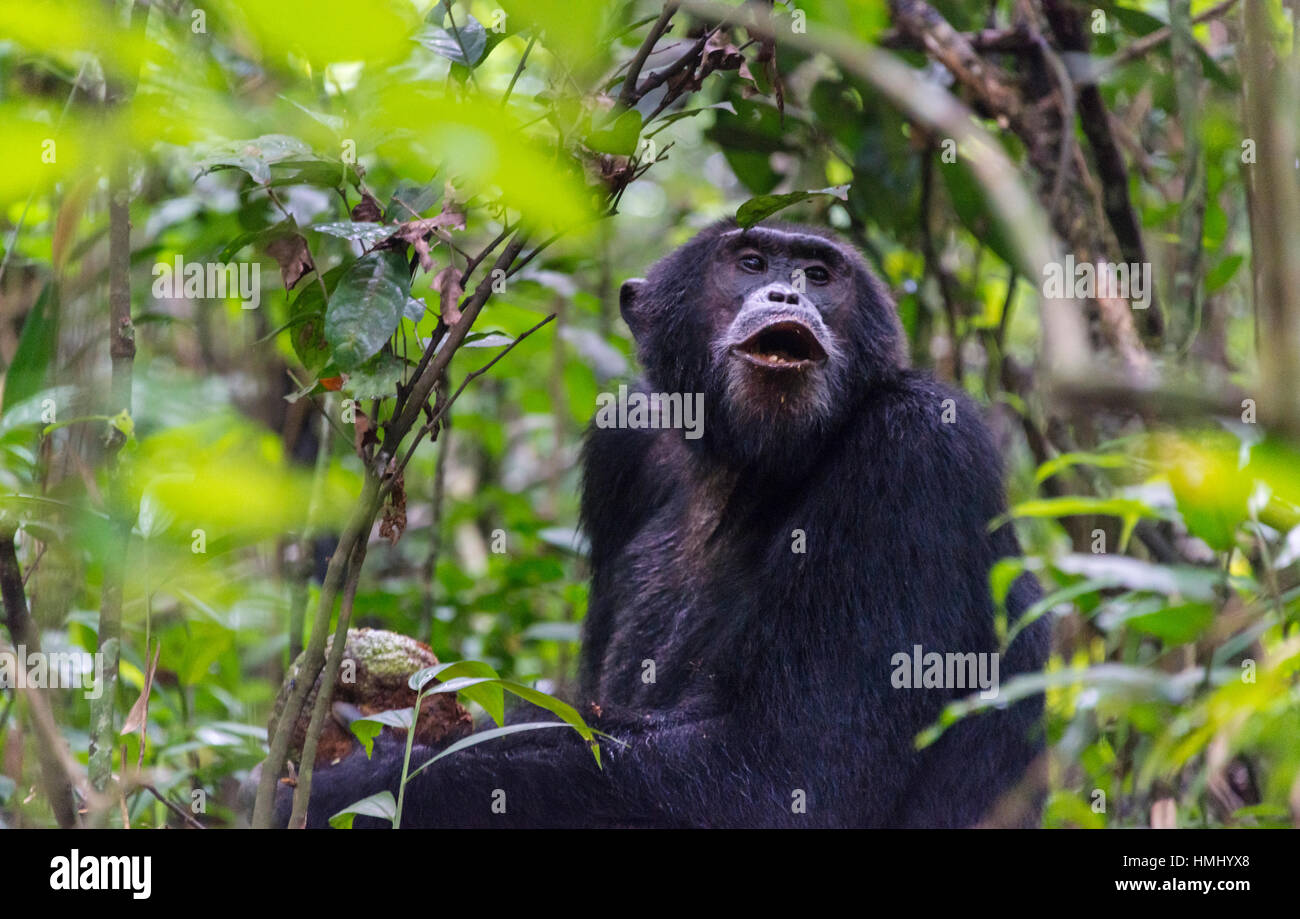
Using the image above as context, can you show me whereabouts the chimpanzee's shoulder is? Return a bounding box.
[843,370,1003,480]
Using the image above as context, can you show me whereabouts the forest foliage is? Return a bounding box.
[0,0,1298,828]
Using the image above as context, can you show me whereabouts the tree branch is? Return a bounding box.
[1108,0,1240,70]
[89,153,135,799]
[390,314,557,486]
[288,535,370,828]
[1041,0,1163,342]
[0,532,79,826]
[619,1,680,108]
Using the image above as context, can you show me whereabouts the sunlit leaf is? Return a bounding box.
[735,186,849,228]
[215,0,415,68]
[329,791,397,829]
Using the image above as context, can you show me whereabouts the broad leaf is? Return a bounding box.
[325,250,411,371]
[735,186,848,228]
[2,282,59,415]
[415,18,487,66]
[329,791,397,829]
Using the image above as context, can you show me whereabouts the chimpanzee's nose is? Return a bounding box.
[765,285,800,304]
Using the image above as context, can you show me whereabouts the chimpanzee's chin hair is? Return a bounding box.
[686,359,846,476]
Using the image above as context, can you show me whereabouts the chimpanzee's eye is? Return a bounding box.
[740,254,766,273]
[804,265,830,284]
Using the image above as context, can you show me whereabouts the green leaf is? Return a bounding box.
[219,217,300,262]
[940,157,1025,272]
[345,351,408,399]
[329,790,397,829]
[498,680,596,744]
[109,409,135,440]
[194,134,313,185]
[990,556,1032,609]
[461,331,515,348]
[1034,450,1130,485]
[425,0,452,25]
[325,250,411,371]
[1205,253,1244,294]
[268,158,362,189]
[916,663,1232,747]
[407,662,598,764]
[735,186,849,228]
[415,18,487,66]
[1107,6,1165,36]
[707,100,792,195]
[1006,577,1112,646]
[411,659,499,690]
[1194,43,1237,92]
[411,660,504,724]
[1099,599,1215,643]
[385,182,441,221]
[587,109,643,156]
[406,722,575,780]
[2,282,59,415]
[288,264,348,374]
[999,494,1164,552]
[1050,554,1231,601]
[309,222,395,247]
[723,149,781,195]
[349,707,414,757]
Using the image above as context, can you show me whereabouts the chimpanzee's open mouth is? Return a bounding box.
[731,320,828,370]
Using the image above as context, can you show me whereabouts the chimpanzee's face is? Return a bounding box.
[619,221,902,467]
[705,227,852,426]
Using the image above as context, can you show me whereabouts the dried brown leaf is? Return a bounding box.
[353,408,376,457]
[433,264,465,325]
[266,233,315,290]
[351,192,383,223]
[121,640,161,737]
[379,472,407,546]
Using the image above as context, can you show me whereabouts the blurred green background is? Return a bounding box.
[0,0,1297,828]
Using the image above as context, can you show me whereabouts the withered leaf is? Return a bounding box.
[432,264,465,326]
[266,233,315,290]
[121,640,162,738]
[379,472,407,546]
[353,408,376,457]
[351,192,383,223]
[391,212,467,273]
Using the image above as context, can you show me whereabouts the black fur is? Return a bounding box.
[281,220,1049,828]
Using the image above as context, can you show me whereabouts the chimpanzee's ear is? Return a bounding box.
[619,278,647,339]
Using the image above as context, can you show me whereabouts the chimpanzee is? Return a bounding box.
[280,219,1050,828]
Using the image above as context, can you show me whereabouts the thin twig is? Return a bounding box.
[139,783,206,829]
[636,28,715,106]
[0,533,79,826]
[460,223,514,284]
[442,4,481,89]
[918,151,963,381]
[20,541,48,589]
[619,2,681,107]
[288,535,369,828]
[89,151,136,797]
[501,33,537,109]
[1169,0,1207,357]
[389,314,556,488]
[1030,28,1075,221]
[1108,0,1240,69]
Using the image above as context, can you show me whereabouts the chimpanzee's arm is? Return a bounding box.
[281,712,824,829]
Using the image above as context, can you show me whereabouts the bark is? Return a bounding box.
[88,157,135,796]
